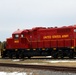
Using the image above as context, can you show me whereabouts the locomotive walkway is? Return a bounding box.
[0,62,76,73]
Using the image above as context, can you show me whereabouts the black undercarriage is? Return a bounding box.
[1,47,76,59]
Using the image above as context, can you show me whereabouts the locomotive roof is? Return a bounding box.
[13,29,23,34]
[13,25,76,34]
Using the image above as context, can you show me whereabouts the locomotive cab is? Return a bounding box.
[11,29,29,49]
[6,29,23,49]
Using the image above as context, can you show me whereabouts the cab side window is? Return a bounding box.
[21,34,24,38]
[74,29,76,32]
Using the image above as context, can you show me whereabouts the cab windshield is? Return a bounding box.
[14,34,19,39]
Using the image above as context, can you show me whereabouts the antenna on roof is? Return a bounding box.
[17,29,20,30]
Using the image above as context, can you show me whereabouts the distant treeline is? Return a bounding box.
[0,41,6,50]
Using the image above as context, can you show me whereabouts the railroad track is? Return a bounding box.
[1,56,76,60]
[0,63,76,73]
[25,57,76,60]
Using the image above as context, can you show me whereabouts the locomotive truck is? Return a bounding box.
[1,25,76,59]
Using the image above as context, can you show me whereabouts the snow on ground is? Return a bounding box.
[46,56,52,57]
[12,59,76,64]
[12,59,21,62]
[0,72,32,75]
[45,60,76,63]
[21,63,47,65]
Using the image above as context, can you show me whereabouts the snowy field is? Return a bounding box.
[0,72,30,75]
[0,71,76,75]
[45,60,76,63]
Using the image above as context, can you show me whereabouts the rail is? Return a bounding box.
[0,63,76,73]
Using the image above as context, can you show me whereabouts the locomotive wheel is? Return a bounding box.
[68,53,74,59]
[68,50,74,59]
[15,51,19,59]
[51,50,58,59]
[20,55,24,59]
[53,55,58,59]
[52,53,58,59]
[7,51,13,59]
[60,55,64,59]
[16,54,19,59]
[8,52,13,59]
[58,50,64,59]
[59,54,64,59]
[28,56,31,59]
[21,56,24,59]
[9,54,13,59]
[20,51,24,59]
[16,53,19,59]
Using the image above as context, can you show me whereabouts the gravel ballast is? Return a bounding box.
[0,66,76,75]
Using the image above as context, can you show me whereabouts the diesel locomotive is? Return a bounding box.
[1,25,76,59]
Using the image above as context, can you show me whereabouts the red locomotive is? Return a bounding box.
[1,25,76,58]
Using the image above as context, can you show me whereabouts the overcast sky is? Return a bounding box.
[0,0,76,41]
